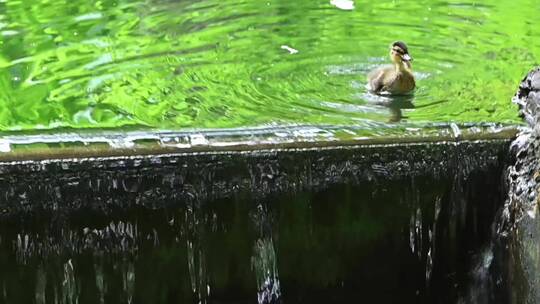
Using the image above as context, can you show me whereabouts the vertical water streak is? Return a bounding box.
[251,204,281,304]
[425,196,442,286]
[62,259,79,304]
[252,238,281,304]
[35,264,47,304]
[122,259,136,304]
[185,200,209,304]
[94,256,106,304]
[117,221,138,304]
[459,245,495,304]
[409,206,423,260]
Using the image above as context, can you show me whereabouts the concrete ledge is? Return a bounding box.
[0,136,513,217]
[0,124,519,161]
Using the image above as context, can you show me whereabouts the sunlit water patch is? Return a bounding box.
[0,0,532,134]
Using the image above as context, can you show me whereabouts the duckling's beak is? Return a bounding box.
[402,53,413,62]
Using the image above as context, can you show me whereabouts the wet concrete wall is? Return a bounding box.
[0,139,512,304]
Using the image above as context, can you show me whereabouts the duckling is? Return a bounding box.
[367,41,415,95]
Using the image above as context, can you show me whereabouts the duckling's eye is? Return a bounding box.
[393,48,404,55]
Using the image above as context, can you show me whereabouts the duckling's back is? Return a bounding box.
[368,66,415,95]
[368,65,394,93]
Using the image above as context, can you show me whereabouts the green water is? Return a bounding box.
[0,0,535,133]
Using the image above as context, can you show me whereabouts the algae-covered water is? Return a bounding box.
[0,0,535,133]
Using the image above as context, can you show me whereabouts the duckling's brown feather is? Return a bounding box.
[368,65,393,93]
[368,65,415,95]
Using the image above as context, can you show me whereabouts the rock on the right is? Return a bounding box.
[507,67,540,304]
[513,67,540,126]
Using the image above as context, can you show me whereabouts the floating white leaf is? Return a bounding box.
[330,0,355,10]
[280,45,299,54]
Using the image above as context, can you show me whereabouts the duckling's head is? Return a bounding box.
[389,41,413,65]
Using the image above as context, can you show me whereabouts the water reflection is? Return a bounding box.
[361,91,450,123]
[362,92,416,123]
